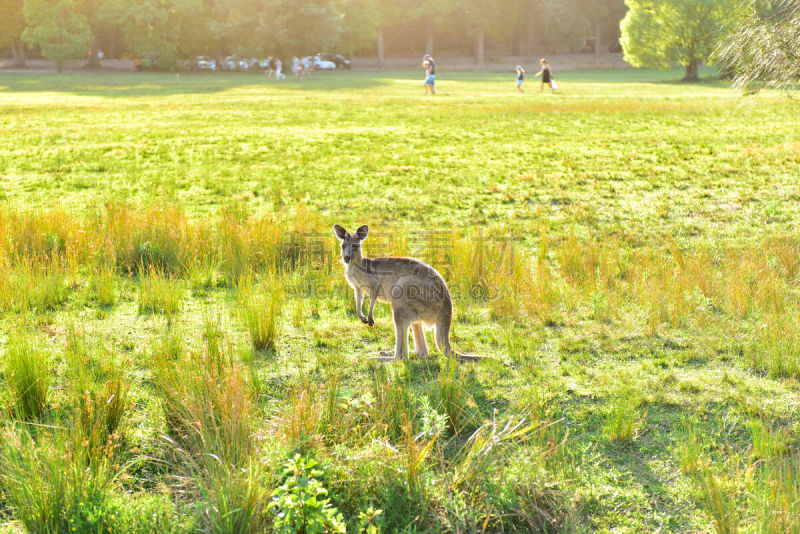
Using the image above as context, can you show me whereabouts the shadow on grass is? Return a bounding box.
[0,70,396,97]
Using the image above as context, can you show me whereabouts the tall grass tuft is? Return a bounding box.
[5,335,50,421]
[371,366,416,441]
[73,372,129,455]
[747,312,800,378]
[0,428,122,534]
[692,460,740,534]
[89,265,116,306]
[153,349,253,465]
[238,276,282,352]
[603,395,646,444]
[436,358,470,433]
[152,348,269,532]
[749,455,800,534]
[138,268,184,317]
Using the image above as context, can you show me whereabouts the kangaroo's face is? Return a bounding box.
[333,224,369,264]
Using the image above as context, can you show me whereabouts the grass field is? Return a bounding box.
[0,68,799,533]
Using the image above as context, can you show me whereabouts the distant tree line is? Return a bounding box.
[0,0,627,70]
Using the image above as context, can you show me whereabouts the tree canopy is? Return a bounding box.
[715,0,800,93]
[620,0,736,80]
[22,0,92,72]
[9,0,630,68]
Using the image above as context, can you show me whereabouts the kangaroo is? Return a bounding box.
[333,224,481,362]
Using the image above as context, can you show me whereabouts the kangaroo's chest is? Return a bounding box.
[344,264,372,291]
[344,262,391,300]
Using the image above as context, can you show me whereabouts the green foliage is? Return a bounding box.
[621,0,736,80]
[716,0,800,93]
[21,0,92,72]
[238,277,282,352]
[602,394,646,443]
[97,0,209,70]
[5,334,50,421]
[0,428,120,534]
[0,71,800,532]
[270,454,346,534]
[193,455,273,534]
[338,0,379,56]
[0,0,24,50]
[89,265,116,306]
[436,357,470,433]
[138,269,184,317]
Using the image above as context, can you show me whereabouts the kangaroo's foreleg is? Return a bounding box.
[366,287,378,326]
[355,288,367,323]
[411,322,428,358]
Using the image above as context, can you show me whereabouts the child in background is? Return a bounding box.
[535,58,556,93]
[515,65,525,93]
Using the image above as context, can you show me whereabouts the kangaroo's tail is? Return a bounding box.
[434,301,490,363]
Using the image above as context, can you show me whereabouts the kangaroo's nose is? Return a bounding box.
[343,256,352,263]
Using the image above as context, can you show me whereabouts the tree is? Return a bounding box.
[98,0,209,68]
[256,0,342,57]
[620,0,736,81]
[715,0,800,93]
[575,0,627,54]
[0,0,26,66]
[339,0,379,59]
[453,0,505,67]
[22,0,93,72]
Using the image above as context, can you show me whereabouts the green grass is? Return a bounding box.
[0,67,799,532]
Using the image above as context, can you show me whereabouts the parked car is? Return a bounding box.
[318,53,351,69]
[193,56,216,71]
[300,55,336,70]
[221,55,248,71]
[243,57,262,71]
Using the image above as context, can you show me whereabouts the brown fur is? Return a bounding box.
[334,224,480,362]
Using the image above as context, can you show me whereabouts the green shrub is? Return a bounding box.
[269,454,345,534]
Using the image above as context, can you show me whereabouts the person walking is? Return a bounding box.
[265,57,275,79]
[422,54,436,95]
[275,58,285,80]
[515,65,525,93]
[292,56,301,79]
[534,58,557,92]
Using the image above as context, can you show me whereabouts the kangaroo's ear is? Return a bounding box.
[333,224,348,241]
[354,225,369,241]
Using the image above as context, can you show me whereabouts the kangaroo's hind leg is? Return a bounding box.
[377,307,411,361]
[411,322,428,358]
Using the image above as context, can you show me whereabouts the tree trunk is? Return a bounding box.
[377,26,385,67]
[425,18,434,56]
[683,58,699,81]
[526,2,535,58]
[594,21,602,55]
[11,40,26,68]
[512,22,520,56]
[475,29,484,69]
